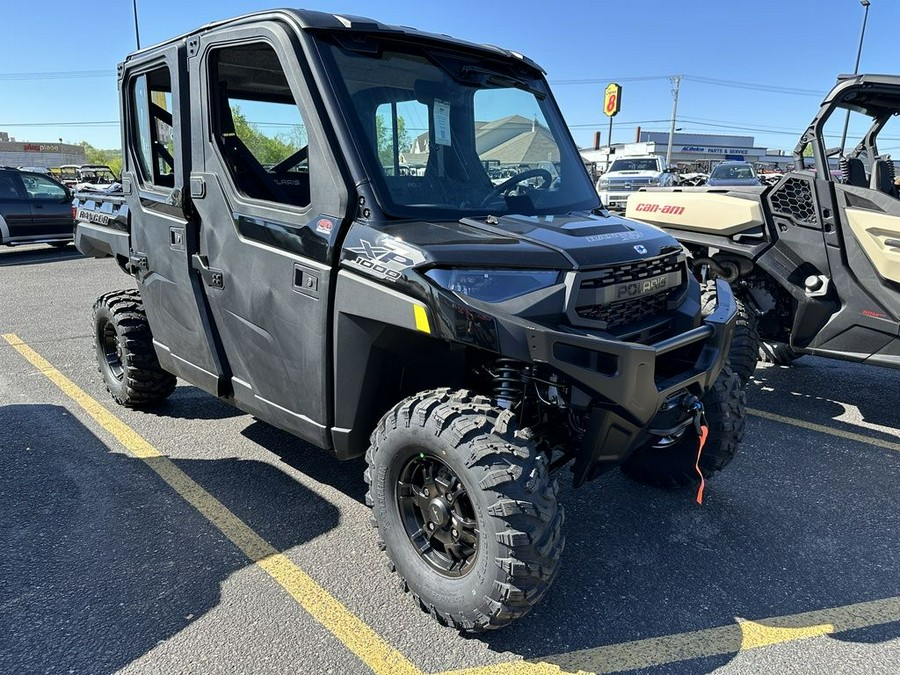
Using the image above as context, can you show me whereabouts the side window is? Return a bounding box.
[0,173,23,200]
[375,100,429,177]
[209,42,310,208]
[20,174,67,200]
[130,67,176,188]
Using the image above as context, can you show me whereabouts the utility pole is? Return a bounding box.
[665,75,682,167]
[132,0,141,50]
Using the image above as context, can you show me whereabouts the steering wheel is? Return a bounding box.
[480,168,553,206]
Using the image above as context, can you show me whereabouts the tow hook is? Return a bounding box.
[681,394,709,504]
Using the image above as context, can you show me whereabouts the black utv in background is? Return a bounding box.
[628,74,900,373]
[75,9,744,631]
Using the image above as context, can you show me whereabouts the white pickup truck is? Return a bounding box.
[596,155,676,210]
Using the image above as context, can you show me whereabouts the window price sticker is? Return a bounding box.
[434,99,451,146]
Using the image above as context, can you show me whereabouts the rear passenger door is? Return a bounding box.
[19,173,72,237]
[189,22,349,447]
[121,47,228,395]
[0,172,32,241]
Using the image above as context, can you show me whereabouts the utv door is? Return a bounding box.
[189,23,349,447]
[121,48,228,395]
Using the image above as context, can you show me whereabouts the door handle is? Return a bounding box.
[192,254,225,289]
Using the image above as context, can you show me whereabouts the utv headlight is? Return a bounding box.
[426,269,559,303]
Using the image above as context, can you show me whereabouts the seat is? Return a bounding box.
[870,159,896,197]
[842,157,868,187]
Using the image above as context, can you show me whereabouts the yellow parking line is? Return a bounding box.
[1,333,418,675]
[748,407,900,452]
[6,331,898,675]
[437,596,900,675]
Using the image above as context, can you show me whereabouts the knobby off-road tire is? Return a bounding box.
[365,388,564,632]
[701,281,759,385]
[759,340,802,366]
[92,289,176,407]
[621,367,746,488]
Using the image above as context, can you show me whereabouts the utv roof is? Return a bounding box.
[121,8,544,74]
[824,73,900,117]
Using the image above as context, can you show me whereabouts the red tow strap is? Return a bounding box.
[694,424,709,505]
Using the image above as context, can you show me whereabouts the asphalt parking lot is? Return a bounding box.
[1,244,898,675]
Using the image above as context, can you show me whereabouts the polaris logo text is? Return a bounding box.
[634,203,685,215]
[617,276,668,299]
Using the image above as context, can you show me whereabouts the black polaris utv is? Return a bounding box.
[627,74,900,373]
[74,8,744,631]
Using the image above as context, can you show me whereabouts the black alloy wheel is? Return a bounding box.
[397,454,479,577]
[99,319,125,382]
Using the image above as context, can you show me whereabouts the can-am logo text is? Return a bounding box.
[634,203,685,215]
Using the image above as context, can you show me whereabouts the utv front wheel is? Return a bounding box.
[621,367,745,488]
[93,289,176,407]
[365,389,564,631]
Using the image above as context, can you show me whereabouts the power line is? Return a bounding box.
[683,75,824,97]
[0,70,113,81]
[0,121,119,127]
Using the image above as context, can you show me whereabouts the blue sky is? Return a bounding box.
[0,0,895,152]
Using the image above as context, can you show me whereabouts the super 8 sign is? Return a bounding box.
[604,83,622,117]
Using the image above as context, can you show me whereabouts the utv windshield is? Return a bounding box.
[319,37,598,218]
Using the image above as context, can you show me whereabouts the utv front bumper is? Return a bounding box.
[522,279,737,486]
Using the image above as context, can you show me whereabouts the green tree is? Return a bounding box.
[230,106,306,165]
[375,114,411,169]
[79,142,123,177]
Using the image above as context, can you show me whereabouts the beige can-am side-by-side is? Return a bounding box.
[627,73,900,372]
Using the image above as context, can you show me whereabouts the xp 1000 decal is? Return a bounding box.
[345,237,426,281]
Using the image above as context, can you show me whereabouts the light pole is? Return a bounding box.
[839,0,871,153]
[132,0,141,50]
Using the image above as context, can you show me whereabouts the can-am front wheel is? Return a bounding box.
[621,367,746,488]
[365,389,564,632]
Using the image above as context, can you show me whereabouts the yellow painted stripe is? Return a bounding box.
[439,596,900,675]
[413,304,431,334]
[2,333,419,675]
[748,407,900,452]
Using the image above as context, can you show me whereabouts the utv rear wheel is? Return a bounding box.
[93,289,176,407]
[365,389,564,631]
[621,367,746,488]
[701,281,759,384]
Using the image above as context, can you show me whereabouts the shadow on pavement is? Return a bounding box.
[471,386,900,672]
[241,419,368,505]
[145,385,247,421]
[0,245,82,267]
[748,357,900,435]
[0,403,340,675]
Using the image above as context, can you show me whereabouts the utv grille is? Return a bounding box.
[578,252,683,289]
[576,292,669,326]
[572,252,684,331]
[769,177,817,225]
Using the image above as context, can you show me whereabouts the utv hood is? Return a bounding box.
[358,212,681,272]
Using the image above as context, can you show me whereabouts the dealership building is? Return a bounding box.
[0,131,86,168]
[580,130,793,174]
